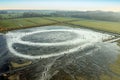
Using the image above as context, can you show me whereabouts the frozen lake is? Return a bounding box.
[0,26,120,80]
[5,26,114,59]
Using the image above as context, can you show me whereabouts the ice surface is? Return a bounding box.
[0,26,120,80]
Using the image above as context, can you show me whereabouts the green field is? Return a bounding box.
[0,17,57,28]
[1,17,120,34]
[45,17,79,22]
[0,17,80,32]
[44,17,120,34]
[0,17,80,28]
[66,19,120,34]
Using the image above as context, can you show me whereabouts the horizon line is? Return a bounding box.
[0,9,120,13]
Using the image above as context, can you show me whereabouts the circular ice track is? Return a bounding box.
[6,28,89,59]
[6,26,111,59]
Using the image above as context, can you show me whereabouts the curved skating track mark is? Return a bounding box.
[6,27,112,59]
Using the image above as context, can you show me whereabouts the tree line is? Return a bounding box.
[0,11,120,22]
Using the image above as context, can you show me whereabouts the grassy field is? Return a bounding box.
[45,17,79,22]
[0,17,58,32]
[0,17,80,32]
[43,17,120,34]
[67,19,120,34]
[1,17,120,34]
[0,17,56,28]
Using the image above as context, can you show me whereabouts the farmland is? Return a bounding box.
[1,16,120,34]
[68,19,120,34]
[0,17,57,32]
